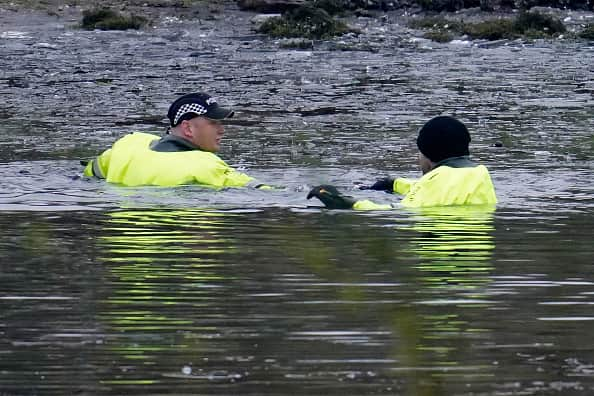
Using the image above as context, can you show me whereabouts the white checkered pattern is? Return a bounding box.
[174,103,207,125]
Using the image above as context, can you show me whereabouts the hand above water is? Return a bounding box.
[306,185,356,210]
[358,177,394,192]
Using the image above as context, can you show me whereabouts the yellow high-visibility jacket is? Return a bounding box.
[353,157,497,210]
[83,132,255,188]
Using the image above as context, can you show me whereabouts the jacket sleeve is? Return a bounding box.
[352,199,393,210]
[351,177,419,210]
[216,159,274,189]
[220,168,255,188]
[393,177,417,195]
[348,177,419,210]
[83,148,112,179]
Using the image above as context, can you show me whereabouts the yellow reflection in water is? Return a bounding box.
[100,209,233,256]
[279,206,497,395]
[95,208,237,374]
[407,205,496,291]
[398,205,497,394]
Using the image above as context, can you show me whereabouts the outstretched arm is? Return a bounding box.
[359,176,417,195]
[82,148,112,179]
[307,185,393,211]
[359,177,394,192]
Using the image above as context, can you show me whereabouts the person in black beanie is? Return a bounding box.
[415,115,470,174]
[307,115,497,209]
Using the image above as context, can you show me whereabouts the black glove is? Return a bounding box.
[306,185,356,209]
[359,177,394,192]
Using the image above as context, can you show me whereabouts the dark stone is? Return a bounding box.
[0,109,14,119]
[8,78,30,88]
[299,106,338,116]
[579,24,594,39]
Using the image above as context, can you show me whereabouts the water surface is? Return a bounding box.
[1,6,594,396]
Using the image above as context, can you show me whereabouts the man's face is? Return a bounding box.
[185,117,224,152]
[418,151,434,175]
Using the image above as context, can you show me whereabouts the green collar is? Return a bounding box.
[434,156,476,169]
[150,134,199,152]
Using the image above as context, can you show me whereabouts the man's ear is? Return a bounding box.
[180,120,193,139]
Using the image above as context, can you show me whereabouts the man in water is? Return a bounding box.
[83,92,267,189]
[307,115,497,209]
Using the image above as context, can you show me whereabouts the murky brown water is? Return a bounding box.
[1,6,594,396]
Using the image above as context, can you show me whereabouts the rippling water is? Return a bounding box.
[2,207,594,395]
[1,6,594,396]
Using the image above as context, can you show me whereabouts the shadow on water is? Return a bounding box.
[1,6,594,396]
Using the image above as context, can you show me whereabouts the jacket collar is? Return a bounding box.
[150,134,199,152]
[434,156,476,169]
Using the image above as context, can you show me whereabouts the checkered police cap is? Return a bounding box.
[167,92,234,127]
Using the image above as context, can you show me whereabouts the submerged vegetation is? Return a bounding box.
[256,3,356,39]
[81,8,148,30]
[410,10,567,41]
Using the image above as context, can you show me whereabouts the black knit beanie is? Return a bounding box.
[416,116,471,163]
